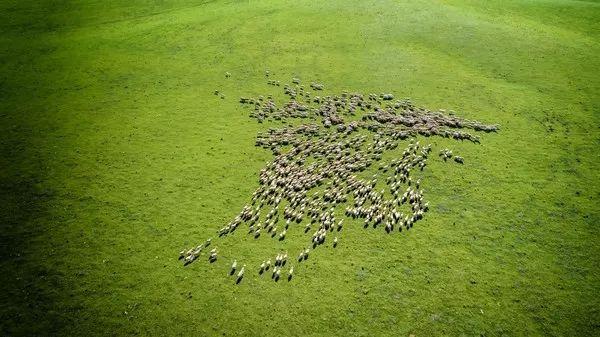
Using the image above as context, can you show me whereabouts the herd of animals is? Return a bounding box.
[179,73,499,283]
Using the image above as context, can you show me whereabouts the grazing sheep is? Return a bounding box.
[209,249,217,262]
[310,83,324,90]
[275,268,281,281]
[236,265,246,283]
[230,260,237,275]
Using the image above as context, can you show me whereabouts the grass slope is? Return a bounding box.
[1,0,599,336]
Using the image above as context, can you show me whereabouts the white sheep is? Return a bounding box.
[237,265,246,278]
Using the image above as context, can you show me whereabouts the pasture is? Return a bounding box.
[1,0,599,336]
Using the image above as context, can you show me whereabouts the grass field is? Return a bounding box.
[1,0,599,336]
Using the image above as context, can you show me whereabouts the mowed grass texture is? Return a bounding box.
[1,0,599,336]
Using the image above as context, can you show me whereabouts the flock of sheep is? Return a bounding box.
[179,75,498,283]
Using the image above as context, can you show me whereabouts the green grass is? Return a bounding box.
[1,0,599,336]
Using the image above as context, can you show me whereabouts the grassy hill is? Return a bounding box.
[1,0,599,336]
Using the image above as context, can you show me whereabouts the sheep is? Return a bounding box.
[230,260,237,275]
[310,83,324,90]
[184,254,197,265]
[275,268,281,281]
[209,249,218,262]
[236,265,246,283]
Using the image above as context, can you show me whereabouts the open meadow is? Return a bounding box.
[1,0,599,336]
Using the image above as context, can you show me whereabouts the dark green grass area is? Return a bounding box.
[1,0,599,336]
